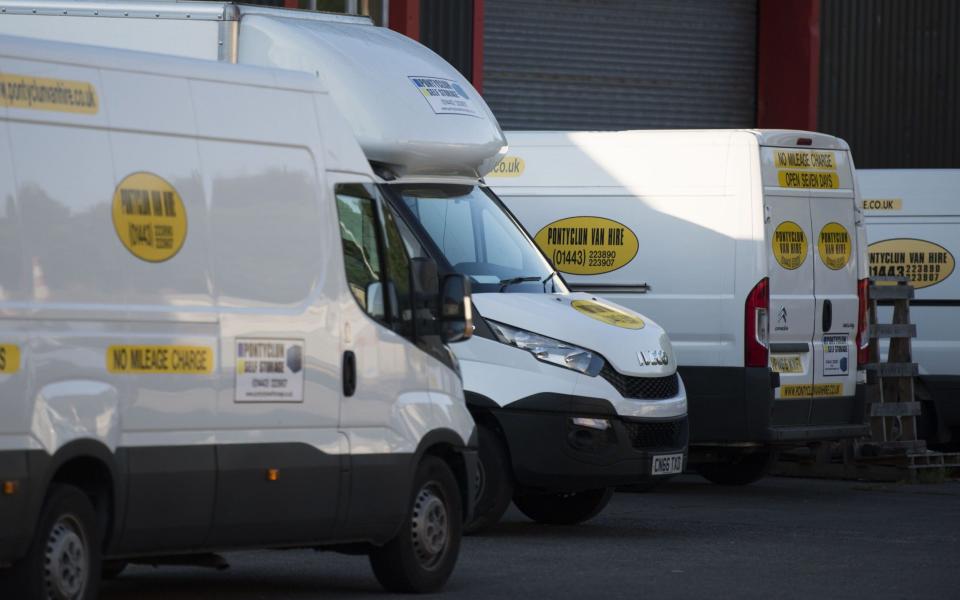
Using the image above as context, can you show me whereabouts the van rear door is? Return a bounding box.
[762,144,858,410]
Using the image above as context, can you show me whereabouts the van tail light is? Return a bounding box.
[745,278,770,368]
[856,278,870,366]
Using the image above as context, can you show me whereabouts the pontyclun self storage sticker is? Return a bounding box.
[107,345,213,374]
[0,344,21,374]
[772,221,808,270]
[112,172,187,263]
[862,198,902,212]
[571,300,644,329]
[822,334,849,376]
[868,239,955,290]
[0,73,98,114]
[534,217,639,275]
[487,156,525,177]
[408,76,480,117]
[817,222,851,270]
[770,355,802,374]
[780,383,843,398]
[236,339,304,402]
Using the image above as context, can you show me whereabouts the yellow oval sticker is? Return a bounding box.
[817,222,851,270]
[571,299,644,329]
[0,344,21,374]
[868,238,955,289]
[112,172,187,263]
[487,156,525,177]
[534,217,639,275]
[772,221,808,270]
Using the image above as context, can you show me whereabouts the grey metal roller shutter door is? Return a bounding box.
[484,0,757,130]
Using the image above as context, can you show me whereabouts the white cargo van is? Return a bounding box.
[0,34,478,598]
[492,130,871,484]
[859,169,960,445]
[1,1,689,532]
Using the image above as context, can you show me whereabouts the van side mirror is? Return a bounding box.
[440,274,473,343]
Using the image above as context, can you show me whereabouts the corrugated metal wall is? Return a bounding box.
[420,0,474,82]
[819,0,960,168]
[483,0,757,130]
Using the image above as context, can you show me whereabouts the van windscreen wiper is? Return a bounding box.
[499,276,541,292]
[542,270,559,293]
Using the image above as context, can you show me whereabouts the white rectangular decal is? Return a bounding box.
[235,339,304,402]
[408,76,480,117]
[822,334,849,376]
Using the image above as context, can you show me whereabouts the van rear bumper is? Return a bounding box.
[680,366,869,445]
[474,393,688,492]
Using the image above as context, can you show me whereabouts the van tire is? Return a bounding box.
[513,487,614,525]
[464,426,513,534]
[369,456,462,593]
[697,451,773,485]
[4,484,102,600]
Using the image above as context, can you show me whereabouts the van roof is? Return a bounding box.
[239,13,507,180]
[0,1,369,24]
[504,129,850,151]
[0,32,373,177]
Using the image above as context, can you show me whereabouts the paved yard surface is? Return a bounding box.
[101,475,960,600]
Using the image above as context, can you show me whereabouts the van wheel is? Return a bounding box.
[513,487,614,525]
[464,426,513,534]
[6,484,102,600]
[369,456,462,593]
[697,451,774,485]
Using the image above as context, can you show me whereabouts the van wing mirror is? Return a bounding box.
[440,274,473,343]
[365,281,385,319]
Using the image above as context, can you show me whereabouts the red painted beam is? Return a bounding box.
[283,0,297,8]
[756,0,821,130]
[389,0,420,42]
[472,0,484,93]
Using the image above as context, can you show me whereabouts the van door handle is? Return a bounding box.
[822,300,833,332]
[343,351,356,397]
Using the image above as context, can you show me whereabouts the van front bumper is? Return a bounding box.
[681,366,869,445]
[474,392,688,492]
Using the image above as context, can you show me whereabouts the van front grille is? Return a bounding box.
[600,364,679,399]
[623,417,689,450]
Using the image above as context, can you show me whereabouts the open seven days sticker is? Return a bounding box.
[236,339,304,402]
[409,76,480,117]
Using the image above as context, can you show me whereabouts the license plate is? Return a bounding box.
[652,453,684,476]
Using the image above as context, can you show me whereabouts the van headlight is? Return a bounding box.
[487,320,603,376]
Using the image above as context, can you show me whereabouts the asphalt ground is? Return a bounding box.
[100,475,960,600]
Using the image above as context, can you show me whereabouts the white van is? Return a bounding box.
[0,1,688,532]
[491,130,871,484]
[0,34,478,598]
[859,169,960,445]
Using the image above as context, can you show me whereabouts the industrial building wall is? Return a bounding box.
[819,0,960,168]
[482,0,758,130]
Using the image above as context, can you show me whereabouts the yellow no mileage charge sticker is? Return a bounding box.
[112,172,187,262]
[817,222,851,270]
[571,299,644,329]
[107,345,213,374]
[0,344,21,374]
[772,221,808,270]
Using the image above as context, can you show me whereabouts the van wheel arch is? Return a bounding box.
[415,430,472,523]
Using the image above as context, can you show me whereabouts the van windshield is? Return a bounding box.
[383,184,565,294]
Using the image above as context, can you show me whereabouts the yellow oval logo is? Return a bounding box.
[571,299,644,329]
[817,222,851,270]
[772,221,808,270]
[868,238,955,289]
[534,216,639,275]
[112,172,187,263]
[487,156,525,177]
